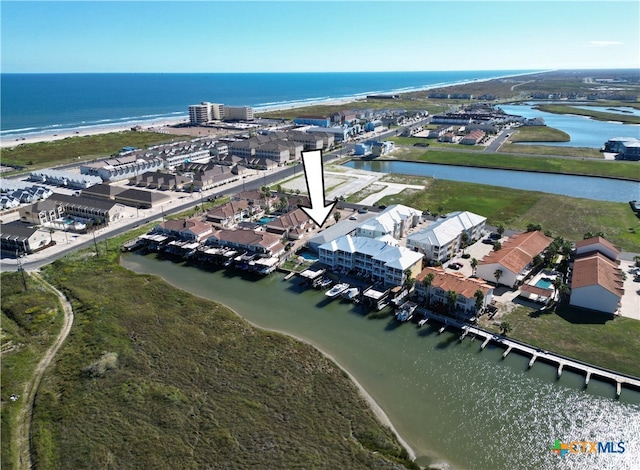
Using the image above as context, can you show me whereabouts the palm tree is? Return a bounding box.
[403,269,415,290]
[496,224,505,237]
[474,289,484,313]
[446,290,458,316]
[493,269,503,286]
[470,258,478,276]
[460,232,470,255]
[422,272,435,306]
[333,211,341,223]
[499,321,511,336]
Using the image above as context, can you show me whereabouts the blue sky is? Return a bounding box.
[2,1,638,73]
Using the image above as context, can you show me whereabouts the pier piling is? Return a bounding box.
[502,345,513,358]
[557,362,564,378]
[481,337,491,350]
[528,355,538,368]
[585,371,592,386]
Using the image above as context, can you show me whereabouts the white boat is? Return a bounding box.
[326,283,349,298]
[396,301,418,322]
[317,277,333,289]
[342,287,360,302]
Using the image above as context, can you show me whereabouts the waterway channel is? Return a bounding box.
[498,104,640,148]
[121,253,640,470]
[343,160,640,203]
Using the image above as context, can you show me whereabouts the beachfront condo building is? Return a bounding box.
[189,102,224,124]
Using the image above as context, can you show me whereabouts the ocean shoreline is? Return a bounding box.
[0,70,543,149]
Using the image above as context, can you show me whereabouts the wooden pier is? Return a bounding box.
[420,311,640,398]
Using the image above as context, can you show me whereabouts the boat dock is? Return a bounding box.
[419,311,640,397]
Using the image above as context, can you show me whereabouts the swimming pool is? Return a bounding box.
[258,216,276,225]
[298,251,319,261]
[535,278,553,290]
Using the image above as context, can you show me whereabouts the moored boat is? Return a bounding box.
[395,301,418,322]
[326,283,349,298]
[342,287,360,302]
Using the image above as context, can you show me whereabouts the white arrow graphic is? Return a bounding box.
[298,149,337,228]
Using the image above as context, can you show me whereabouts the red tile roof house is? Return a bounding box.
[206,229,285,257]
[205,200,251,228]
[574,236,620,262]
[154,218,213,242]
[264,208,314,240]
[570,237,624,315]
[415,267,494,315]
[234,190,277,212]
[476,231,553,288]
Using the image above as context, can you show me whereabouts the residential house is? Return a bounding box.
[476,231,553,288]
[574,236,620,262]
[460,130,485,145]
[264,208,312,240]
[569,252,624,314]
[19,199,65,225]
[406,211,486,263]
[47,193,126,224]
[155,217,213,241]
[415,267,494,314]
[206,229,285,257]
[205,200,251,228]
[0,222,52,256]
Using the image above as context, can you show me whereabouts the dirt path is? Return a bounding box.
[15,272,74,470]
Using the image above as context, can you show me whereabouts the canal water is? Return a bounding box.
[121,253,640,470]
[343,160,640,203]
[498,104,640,149]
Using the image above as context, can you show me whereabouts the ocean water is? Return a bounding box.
[1,71,533,138]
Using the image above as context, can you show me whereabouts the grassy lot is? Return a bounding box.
[29,244,415,469]
[498,143,603,158]
[508,125,569,142]
[2,132,189,171]
[1,273,63,470]
[534,104,640,125]
[376,179,640,252]
[482,305,640,377]
[392,149,640,181]
[391,136,485,151]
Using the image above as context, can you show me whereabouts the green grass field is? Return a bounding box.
[25,246,415,470]
[377,179,640,252]
[484,305,640,377]
[1,273,63,470]
[508,125,569,142]
[2,132,189,171]
[391,149,640,181]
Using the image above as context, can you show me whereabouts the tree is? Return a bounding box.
[634,255,640,268]
[403,269,415,289]
[532,254,544,267]
[446,290,458,315]
[470,258,478,276]
[526,223,542,232]
[493,269,503,286]
[422,272,435,306]
[474,289,484,313]
[278,196,288,212]
[493,241,502,251]
[496,224,505,237]
[499,321,511,336]
[460,232,470,255]
[333,211,341,223]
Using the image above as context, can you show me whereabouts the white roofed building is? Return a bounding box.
[355,204,422,240]
[318,234,423,287]
[406,211,486,263]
